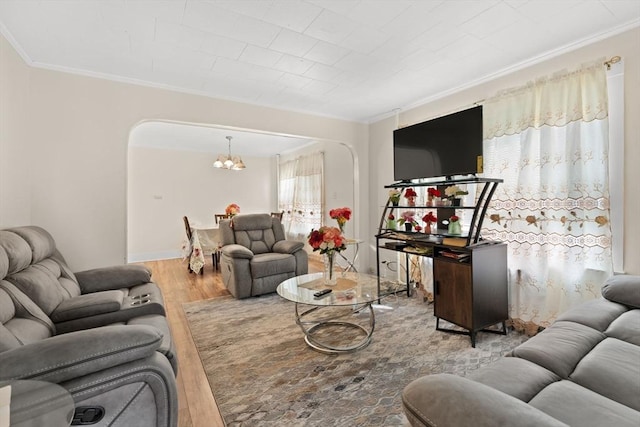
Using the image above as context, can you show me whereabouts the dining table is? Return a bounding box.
[188,225,221,274]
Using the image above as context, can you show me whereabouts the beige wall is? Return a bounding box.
[369,27,640,275]
[0,34,31,224]
[128,146,277,262]
[0,32,368,271]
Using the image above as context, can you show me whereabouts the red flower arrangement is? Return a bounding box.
[422,212,437,224]
[427,188,441,198]
[404,188,417,198]
[308,226,346,254]
[449,215,460,222]
[329,207,352,232]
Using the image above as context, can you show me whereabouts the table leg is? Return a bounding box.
[294,302,375,353]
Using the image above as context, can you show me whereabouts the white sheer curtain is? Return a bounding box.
[482,61,613,333]
[278,152,323,241]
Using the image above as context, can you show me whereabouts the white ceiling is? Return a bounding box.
[1,0,639,125]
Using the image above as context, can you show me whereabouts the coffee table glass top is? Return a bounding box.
[277,272,385,306]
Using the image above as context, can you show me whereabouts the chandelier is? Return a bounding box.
[213,136,246,170]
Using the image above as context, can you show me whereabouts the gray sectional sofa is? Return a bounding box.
[402,274,640,427]
[0,226,178,426]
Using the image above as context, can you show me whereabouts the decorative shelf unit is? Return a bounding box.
[375,177,508,347]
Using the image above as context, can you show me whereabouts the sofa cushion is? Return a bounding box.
[250,253,296,279]
[555,298,626,332]
[0,231,33,274]
[529,380,640,427]
[569,337,640,410]
[8,226,57,264]
[231,214,277,254]
[602,274,640,308]
[510,321,605,378]
[605,310,640,345]
[6,259,81,315]
[0,246,8,278]
[0,281,54,351]
[469,357,561,402]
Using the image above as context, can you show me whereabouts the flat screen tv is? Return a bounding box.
[393,105,483,181]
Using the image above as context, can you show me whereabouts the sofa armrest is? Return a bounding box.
[402,374,568,427]
[49,290,124,323]
[0,324,163,384]
[75,265,152,293]
[602,274,640,308]
[222,244,253,260]
[273,240,304,254]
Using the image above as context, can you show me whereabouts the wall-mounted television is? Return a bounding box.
[393,105,483,181]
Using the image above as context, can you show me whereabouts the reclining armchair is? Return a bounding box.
[0,226,176,371]
[219,214,308,298]
[0,245,178,427]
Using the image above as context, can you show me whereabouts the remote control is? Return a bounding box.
[313,289,332,298]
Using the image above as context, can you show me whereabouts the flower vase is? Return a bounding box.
[407,196,416,207]
[386,219,397,230]
[323,252,337,285]
[424,223,432,234]
[404,223,413,232]
[427,196,434,207]
[452,198,461,207]
[391,200,399,207]
[448,221,461,235]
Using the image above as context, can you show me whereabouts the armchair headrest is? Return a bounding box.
[231,214,273,231]
[6,226,57,264]
[0,231,33,274]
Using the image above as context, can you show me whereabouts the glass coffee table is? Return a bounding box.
[277,272,394,354]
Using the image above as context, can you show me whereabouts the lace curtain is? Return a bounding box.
[278,152,323,241]
[482,61,613,333]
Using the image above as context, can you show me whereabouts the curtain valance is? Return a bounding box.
[483,60,608,140]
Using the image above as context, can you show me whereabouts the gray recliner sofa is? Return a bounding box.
[0,226,178,426]
[402,274,640,427]
[219,214,308,298]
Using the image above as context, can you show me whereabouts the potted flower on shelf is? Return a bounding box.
[444,185,468,206]
[426,188,441,206]
[448,215,462,235]
[404,187,418,206]
[422,211,438,234]
[399,210,417,232]
[386,213,397,230]
[388,189,401,206]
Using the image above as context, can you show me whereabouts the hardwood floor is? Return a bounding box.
[139,255,323,427]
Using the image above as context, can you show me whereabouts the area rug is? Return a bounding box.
[183,293,528,426]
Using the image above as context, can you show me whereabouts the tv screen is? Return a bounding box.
[393,106,483,181]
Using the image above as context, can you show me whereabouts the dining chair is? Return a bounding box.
[271,211,284,221]
[215,214,231,224]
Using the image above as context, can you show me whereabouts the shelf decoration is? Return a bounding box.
[444,185,468,207]
[386,213,397,230]
[399,210,417,232]
[404,188,418,206]
[427,188,441,207]
[308,226,347,285]
[329,207,352,233]
[448,215,462,235]
[388,189,401,206]
[422,211,438,234]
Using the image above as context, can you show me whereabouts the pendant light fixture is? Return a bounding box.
[213,136,246,170]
